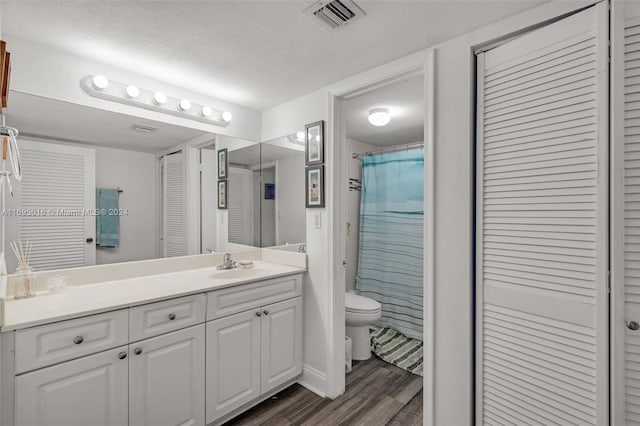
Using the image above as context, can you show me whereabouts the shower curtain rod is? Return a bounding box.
[351,142,424,159]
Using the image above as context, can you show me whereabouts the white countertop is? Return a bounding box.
[1,260,305,331]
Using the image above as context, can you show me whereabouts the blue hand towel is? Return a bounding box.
[96,188,120,248]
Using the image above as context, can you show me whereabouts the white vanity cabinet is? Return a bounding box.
[129,324,205,426]
[15,346,129,426]
[205,275,303,424]
[3,272,303,426]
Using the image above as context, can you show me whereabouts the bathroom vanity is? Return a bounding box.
[0,250,305,426]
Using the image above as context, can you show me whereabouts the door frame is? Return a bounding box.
[327,50,435,425]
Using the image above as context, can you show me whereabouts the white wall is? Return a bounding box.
[95,146,157,265]
[345,138,375,292]
[275,152,305,246]
[261,89,330,394]
[5,36,262,142]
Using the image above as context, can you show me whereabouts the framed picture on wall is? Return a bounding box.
[217,148,228,179]
[217,180,228,209]
[305,165,324,208]
[305,120,324,165]
[265,183,275,200]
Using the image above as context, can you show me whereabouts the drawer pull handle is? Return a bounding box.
[73,336,84,345]
[134,347,143,355]
[263,310,270,316]
[118,351,127,360]
[168,313,176,321]
[255,311,262,317]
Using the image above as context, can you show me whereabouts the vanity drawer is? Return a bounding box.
[207,274,302,321]
[15,309,129,374]
[130,293,206,341]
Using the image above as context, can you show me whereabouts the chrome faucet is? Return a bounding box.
[217,253,237,270]
[298,244,306,253]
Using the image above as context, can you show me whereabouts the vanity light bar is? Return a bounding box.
[80,75,231,127]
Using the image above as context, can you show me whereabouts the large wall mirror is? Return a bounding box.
[2,91,306,273]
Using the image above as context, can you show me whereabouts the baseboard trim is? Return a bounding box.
[298,363,328,398]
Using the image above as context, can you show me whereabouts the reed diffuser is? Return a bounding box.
[10,239,36,298]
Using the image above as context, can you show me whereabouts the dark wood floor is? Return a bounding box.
[224,356,423,426]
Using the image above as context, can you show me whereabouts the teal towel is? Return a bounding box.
[96,188,120,248]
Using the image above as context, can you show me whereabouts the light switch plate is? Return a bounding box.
[314,212,321,229]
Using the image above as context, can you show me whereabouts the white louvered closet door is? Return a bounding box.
[162,152,187,257]
[228,166,254,246]
[476,3,608,425]
[613,2,640,424]
[5,140,96,271]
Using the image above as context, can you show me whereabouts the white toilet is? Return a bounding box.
[345,292,382,360]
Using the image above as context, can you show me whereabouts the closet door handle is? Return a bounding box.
[86,237,94,243]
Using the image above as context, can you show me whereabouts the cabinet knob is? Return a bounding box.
[255,311,262,317]
[118,351,127,360]
[134,347,143,355]
[263,310,270,316]
[168,313,176,321]
[628,321,640,331]
[73,336,84,345]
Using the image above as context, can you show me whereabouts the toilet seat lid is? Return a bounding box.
[345,292,381,313]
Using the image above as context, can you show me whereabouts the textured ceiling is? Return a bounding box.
[345,74,424,146]
[5,92,207,153]
[1,1,544,110]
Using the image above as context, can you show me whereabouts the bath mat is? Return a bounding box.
[371,327,423,376]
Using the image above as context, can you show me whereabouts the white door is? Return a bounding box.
[476,3,608,424]
[227,166,254,246]
[6,139,96,271]
[15,346,128,426]
[205,309,260,424]
[129,325,205,426]
[261,297,302,393]
[162,152,187,257]
[612,1,640,424]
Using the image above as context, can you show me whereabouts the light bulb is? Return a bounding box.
[221,111,232,122]
[178,99,192,111]
[92,75,109,90]
[201,106,213,117]
[153,92,167,105]
[125,85,139,98]
[368,108,391,126]
[296,131,305,141]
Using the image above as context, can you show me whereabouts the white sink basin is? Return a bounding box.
[210,268,260,280]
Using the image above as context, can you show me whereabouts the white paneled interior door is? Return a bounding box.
[6,140,96,271]
[476,3,608,424]
[162,152,186,257]
[613,1,640,424]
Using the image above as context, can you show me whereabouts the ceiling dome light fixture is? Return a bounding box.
[221,111,233,123]
[368,108,391,127]
[178,99,192,111]
[153,91,167,105]
[201,106,213,117]
[125,85,140,98]
[92,75,109,90]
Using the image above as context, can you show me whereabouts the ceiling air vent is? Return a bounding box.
[131,124,157,133]
[304,0,366,31]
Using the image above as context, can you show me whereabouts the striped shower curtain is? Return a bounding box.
[355,149,424,340]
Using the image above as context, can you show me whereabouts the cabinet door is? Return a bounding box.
[129,324,205,426]
[15,346,128,426]
[261,297,302,393]
[206,309,260,424]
